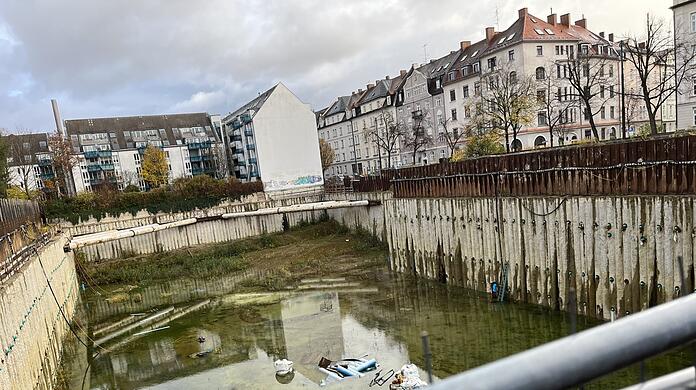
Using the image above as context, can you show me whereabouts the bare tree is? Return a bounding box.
[7,141,35,198]
[439,116,467,157]
[538,75,579,147]
[362,110,406,170]
[564,48,614,140]
[318,138,335,176]
[623,14,696,135]
[211,144,229,179]
[402,108,433,165]
[48,133,77,197]
[479,64,536,152]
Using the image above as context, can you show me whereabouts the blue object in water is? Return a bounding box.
[334,365,358,377]
[354,359,377,373]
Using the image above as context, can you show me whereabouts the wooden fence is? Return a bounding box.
[353,134,696,198]
[0,199,46,285]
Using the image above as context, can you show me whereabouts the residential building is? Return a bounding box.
[673,0,696,130]
[443,9,677,150]
[222,83,323,193]
[398,51,460,165]
[4,133,55,193]
[64,113,221,192]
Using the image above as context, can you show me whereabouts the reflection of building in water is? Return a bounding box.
[281,291,344,384]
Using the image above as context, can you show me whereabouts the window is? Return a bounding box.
[474,82,481,96]
[600,65,605,77]
[601,106,606,120]
[509,50,515,61]
[693,107,696,126]
[692,78,696,96]
[451,109,458,121]
[464,106,471,118]
[463,85,469,98]
[537,89,546,103]
[537,46,543,56]
[538,112,548,126]
[488,57,497,70]
[691,12,696,33]
[450,89,456,102]
[610,85,615,98]
[534,136,547,148]
[534,29,545,35]
[555,46,560,56]
[544,29,555,35]
[610,106,615,119]
[510,71,517,84]
[473,62,480,73]
[600,86,605,98]
[609,66,614,78]
[536,67,546,80]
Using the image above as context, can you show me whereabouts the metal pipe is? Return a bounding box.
[422,331,433,384]
[221,200,369,219]
[429,293,696,390]
[622,367,695,390]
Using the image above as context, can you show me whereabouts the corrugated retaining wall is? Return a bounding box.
[0,236,79,389]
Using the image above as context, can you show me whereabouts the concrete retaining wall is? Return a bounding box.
[0,236,79,389]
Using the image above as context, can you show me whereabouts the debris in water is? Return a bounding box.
[275,359,294,376]
[197,336,206,343]
[188,350,213,359]
[391,364,428,388]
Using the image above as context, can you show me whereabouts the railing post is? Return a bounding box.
[422,331,433,384]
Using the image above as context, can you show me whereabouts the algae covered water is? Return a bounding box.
[59,270,692,390]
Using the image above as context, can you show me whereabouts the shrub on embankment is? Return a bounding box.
[43,176,263,223]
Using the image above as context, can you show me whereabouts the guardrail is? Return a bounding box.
[429,290,696,390]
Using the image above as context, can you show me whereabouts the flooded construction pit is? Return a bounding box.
[58,225,691,389]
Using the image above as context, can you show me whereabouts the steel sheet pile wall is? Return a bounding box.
[0,237,79,389]
[383,196,695,320]
[358,135,696,198]
[76,195,326,261]
[0,199,41,238]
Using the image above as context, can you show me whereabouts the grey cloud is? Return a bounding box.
[0,0,672,131]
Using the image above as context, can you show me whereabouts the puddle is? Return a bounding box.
[62,274,692,389]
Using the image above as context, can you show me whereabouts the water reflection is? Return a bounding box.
[66,275,691,389]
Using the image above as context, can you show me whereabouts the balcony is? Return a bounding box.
[241,112,252,124]
[189,155,212,163]
[39,173,55,181]
[187,141,213,150]
[236,158,247,165]
[249,171,259,178]
[244,129,254,136]
[231,135,243,142]
[231,119,242,129]
[248,157,258,164]
[87,165,101,173]
[38,158,52,166]
[98,150,112,158]
[84,151,99,158]
[246,144,256,151]
[238,173,248,180]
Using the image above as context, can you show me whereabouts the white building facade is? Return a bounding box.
[222,83,324,194]
[673,0,696,130]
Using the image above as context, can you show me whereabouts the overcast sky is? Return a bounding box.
[0,0,673,133]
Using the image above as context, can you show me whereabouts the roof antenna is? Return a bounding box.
[495,1,500,30]
[423,44,428,63]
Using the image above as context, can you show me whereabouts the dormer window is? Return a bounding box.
[506,33,516,41]
[498,37,506,44]
[472,50,479,57]
[534,29,545,35]
[460,54,469,62]
[544,29,555,35]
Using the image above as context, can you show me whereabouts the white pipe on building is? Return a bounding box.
[221,200,369,219]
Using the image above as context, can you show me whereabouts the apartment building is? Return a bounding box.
[222,83,324,193]
[673,0,696,130]
[64,113,221,192]
[398,50,462,164]
[4,133,55,193]
[318,71,409,177]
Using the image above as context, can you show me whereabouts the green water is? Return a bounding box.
[62,273,692,389]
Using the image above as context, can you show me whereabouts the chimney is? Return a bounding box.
[608,33,614,42]
[518,8,528,18]
[485,27,495,42]
[547,13,557,25]
[575,18,587,29]
[385,75,390,80]
[367,83,375,89]
[358,88,363,93]
[50,99,64,137]
[599,32,605,39]
[400,69,407,77]
[560,13,570,27]
[460,40,471,50]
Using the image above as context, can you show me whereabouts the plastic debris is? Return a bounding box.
[390,364,428,389]
[275,359,294,376]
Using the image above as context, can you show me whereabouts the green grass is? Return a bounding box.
[78,219,385,286]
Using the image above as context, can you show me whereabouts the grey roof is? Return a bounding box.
[359,79,392,105]
[417,50,461,79]
[224,85,277,123]
[64,113,215,151]
[3,133,51,166]
[324,96,351,117]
